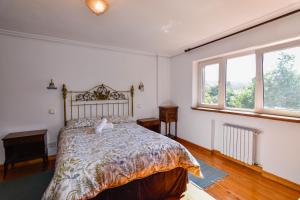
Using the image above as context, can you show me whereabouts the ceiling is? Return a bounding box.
[0,0,300,56]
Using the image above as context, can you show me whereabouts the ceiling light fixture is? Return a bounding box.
[85,0,109,15]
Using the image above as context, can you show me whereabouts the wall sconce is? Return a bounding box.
[138,82,144,92]
[47,79,57,90]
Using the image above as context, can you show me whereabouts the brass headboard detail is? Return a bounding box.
[62,84,134,126]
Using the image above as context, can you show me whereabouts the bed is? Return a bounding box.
[42,84,201,200]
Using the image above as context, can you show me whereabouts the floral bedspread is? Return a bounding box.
[42,122,201,200]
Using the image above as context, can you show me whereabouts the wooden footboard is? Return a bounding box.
[92,167,188,200]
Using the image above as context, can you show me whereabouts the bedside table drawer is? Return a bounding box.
[166,112,177,121]
[139,121,160,127]
[137,118,160,133]
[5,143,45,161]
[3,135,44,147]
[159,107,178,122]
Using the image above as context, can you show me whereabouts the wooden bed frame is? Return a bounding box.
[92,168,188,200]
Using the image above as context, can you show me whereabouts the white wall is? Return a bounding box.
[171,12,300,184]
[0,34,171,162]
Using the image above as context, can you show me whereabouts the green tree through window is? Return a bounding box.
[264,52,300,110]
[204,52,300,110]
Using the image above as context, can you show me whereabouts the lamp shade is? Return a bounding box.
[85,0,109,15]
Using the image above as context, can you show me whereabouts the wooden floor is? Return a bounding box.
[0,157,56,182]
[0,143,299,200]
[180,139,300,200]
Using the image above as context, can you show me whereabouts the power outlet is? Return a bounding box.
[48,109,55,115]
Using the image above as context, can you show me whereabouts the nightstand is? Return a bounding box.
[2,129,48,178]
[159,106,178,139]
[137,118,160,133]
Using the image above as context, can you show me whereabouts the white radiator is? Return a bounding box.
[222,123,259,165]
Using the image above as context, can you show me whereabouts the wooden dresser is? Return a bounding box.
[159,106,178,138]
[2,129,48,178]
[137,118,160,133]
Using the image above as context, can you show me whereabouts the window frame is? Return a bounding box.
[198,58,225,109]
[224,51,256,112]
[258,40,300,117]
[197,39,300,118]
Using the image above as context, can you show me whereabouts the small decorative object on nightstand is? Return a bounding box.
[159,105,178,139]
[2,129,48,179]
[137,118,160,133]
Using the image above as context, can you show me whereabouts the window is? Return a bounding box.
[226,54,256,110]
[202,63,219,105]
[196,39,300,117]
[263,46,300,112]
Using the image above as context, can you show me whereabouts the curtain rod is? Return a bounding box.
[184,9,300,53]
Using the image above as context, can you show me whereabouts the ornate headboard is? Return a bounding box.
[62,84,134,126]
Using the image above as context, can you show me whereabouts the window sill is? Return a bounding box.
[191,107,300,123]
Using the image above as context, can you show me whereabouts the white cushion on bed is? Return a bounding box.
[95,119,114,134]
[95,118,108,134]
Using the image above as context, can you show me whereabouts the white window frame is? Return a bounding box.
[224,51,256,112]
[198,58,225,109]
[197,39,300,117]
[258,40,300,117]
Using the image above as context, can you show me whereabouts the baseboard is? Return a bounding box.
[262,171,300,192]
[177,137,300,192]
[0,155,56,170]
[176,137,260,171]
[212,150,263,173]
[176,137,212,155]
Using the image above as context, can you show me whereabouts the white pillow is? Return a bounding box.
[105,116,135,124]
[65,117,101,129]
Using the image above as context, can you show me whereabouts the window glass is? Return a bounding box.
[202,63,219,104]
[263,46,300,111]
[226,54,256,109]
